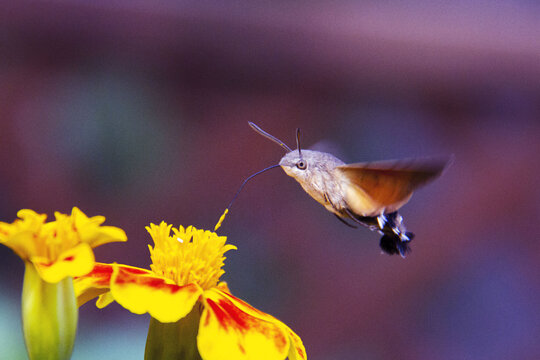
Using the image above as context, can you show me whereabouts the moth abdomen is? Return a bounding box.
[348,210,414,257]
[379,233,412,257]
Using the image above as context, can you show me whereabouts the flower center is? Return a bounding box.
[146,222,236,291]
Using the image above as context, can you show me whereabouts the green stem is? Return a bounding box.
[22,263,78,360]
[145,303,203,360]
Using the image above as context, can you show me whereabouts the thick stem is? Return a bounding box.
[22,263,78,360]
[145,303,203,360]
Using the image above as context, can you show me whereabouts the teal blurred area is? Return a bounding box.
[1,1,540,359]
[0,294,26,359]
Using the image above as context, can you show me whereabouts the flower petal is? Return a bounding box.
[0,209,46,260]
[214,287,307,360]
[0,230,38,261]
[71,207,127,248]
[96,291,115,309]
[32,243,95,283]
[110,264,203,323]
[73,263,114,307]
[198,288,289,360]
[83,226,128,248]
[216,281,231,293]
[284,325,307,360]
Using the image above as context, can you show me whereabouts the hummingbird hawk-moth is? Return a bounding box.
[248,122,452,257]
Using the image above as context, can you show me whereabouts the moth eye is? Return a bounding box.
[296,160,307,170]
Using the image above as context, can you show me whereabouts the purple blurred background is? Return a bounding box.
[1,1,540,359]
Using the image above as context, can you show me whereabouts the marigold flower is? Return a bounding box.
[0,207,127,360]
[74,222,306,360]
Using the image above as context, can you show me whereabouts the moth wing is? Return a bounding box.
[336,157,451,207]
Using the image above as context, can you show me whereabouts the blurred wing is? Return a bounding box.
[336,156,452,207]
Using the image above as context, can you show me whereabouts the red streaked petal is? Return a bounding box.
[198,288,289,360]
[32,243,94,283]
[285,325,307,360]
[74,262,114,307]
[73,263,153,307]
[110,265,203,323]
[215,287,282,323]
[212,287,307,360]
[216,281,231,293]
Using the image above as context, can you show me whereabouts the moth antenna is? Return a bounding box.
[215,164,281,231]
[248,122,292,152]
[296,127,302,158]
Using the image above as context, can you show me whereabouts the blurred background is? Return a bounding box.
[1,1,539,359]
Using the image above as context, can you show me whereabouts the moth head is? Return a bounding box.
[279,127,310,179]
[279,148,306,172]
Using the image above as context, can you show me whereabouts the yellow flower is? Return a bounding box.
[75,222,306,360]
[0,207,127,360]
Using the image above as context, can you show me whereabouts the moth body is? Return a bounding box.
[279,149,413,217]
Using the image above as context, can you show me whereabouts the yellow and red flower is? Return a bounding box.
[0,207,127,283]
[0,207,127,360]
[75,222,306,360]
